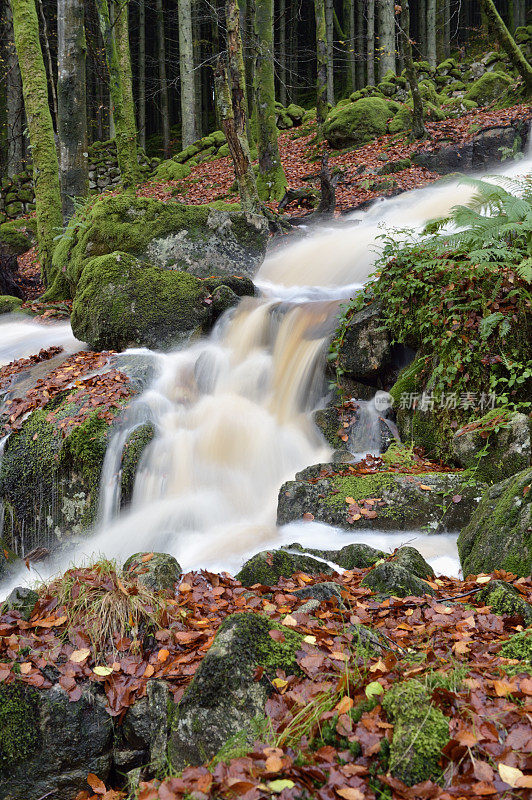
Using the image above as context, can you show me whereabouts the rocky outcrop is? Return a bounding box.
[452,410,531,483]
[277,463,484,532]
[0,683,113,800]
[324,98,396,149]
[458,467,532,578]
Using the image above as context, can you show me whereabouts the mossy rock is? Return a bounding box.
[0,395,125,554]
[119,423,155,506]
[46,194,268,299]
[500,630,532,662]
[324,98,395,149]
[378,157,412,175]
[464,71,513,106]
[169,613,303,768]
[277,463,483,532]
[458,467,532,578]
[70,252,211,350]
[1,587,39,620]
[452,409,530,484]
[153,160,192,182]
[361,562,435,597]
[479,580,532,624]
[0,295,23,314]
[123,551,181,592]
[0,221,34,256]
[382,679,450,785]
[391,545,434,579]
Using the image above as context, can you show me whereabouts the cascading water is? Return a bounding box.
[1,151,531,590]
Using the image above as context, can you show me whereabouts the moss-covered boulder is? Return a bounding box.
[0,295,23,314]
[478,579,532,624]
[0,683,113,800]
[361,562,435,597]
[464,71,513,106]
[452,410,530,484]
[458,467,532,578]
[153,160,192,182]
[382,680,450,785]
[169,613,303,768]
[1,587,39,620]
[391,545,434,579]
[70,252,213,350]
[119,423,155,506]
[123,552,181,592]
[0,220,34,257]
[324,98,394,149]
[46,194,268,299]
[0,394,125,554]
[277,463,484,532]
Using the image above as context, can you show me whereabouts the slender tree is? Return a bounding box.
[37,0,57,128]
[3,3,25,177]
[9,0,62,275]
[377,0,396,79]
[178,0,198,148]
[57,0,88,220]
[480,0,532,95]
[95,0,139,185]
[367,0,375,85]
[278,0,287,106]
[426,0,437,68]
[315,0,328,134]
[399,0,425,139]
[252,0,286,200]
[344,0,356,94]
[138,0,146,150]
[418,0,427,59]
[325,0,334,103]
[156,0,171,155]
[356,0,364,88]
[115,1,137,153]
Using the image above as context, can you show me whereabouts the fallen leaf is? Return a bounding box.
[87,773,106,794]
[336,789,364,800]
[70,648,91,663]
[93,666,113,677]
[498,763,523,788]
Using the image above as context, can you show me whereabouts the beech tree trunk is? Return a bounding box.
[57,0,88,221]
[178,0,198,148]
[138,0,146,150]
[95,0,139,186]
[481,0,532,95]
[315,0,328,133]
[279,0,287,106]
[115,1,137,153]
[344,0,356,94]
[418,0,426,59]
[157,0,171,155]
[356,0,364,88]
[37,0,58,129]
[377,0,395,79]
[399,0,425,139]
[325,0,334,104]
[252,0,286,200]
[217,0,261,219]
[4,3,25,177]
[426,0,437,68]
[9,0,62,276]
[367,0,375,86]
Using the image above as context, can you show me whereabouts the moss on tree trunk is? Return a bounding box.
[480,0,532,96]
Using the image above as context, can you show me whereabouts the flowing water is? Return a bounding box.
[1,153,532,591]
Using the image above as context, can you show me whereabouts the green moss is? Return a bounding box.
[361,563,435,598]
[326,473,396,508]
[0,296,24,314]
[0,221,33,255]
[153,160,192,182]
[464,71,513,106]
[480,581,532,623]
[0,682,40,773]
[324,98,395,149]
[500,630,532,662]
[382,680,449,786]
[120,423,155,505]
[235,548,329,586]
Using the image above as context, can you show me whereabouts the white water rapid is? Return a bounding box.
[1,151,531,591]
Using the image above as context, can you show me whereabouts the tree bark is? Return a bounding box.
[252,0,286,201]
[156,0,171,155]
[315,0,328,133]
[480,0,532,95]
[57,0,88,221]
[356,0,365,88]
[3,3,25,177]
[343,0,356,94]
[418,0,426,59]
[95,0,139,186]
[426,0,436,68]
[178,0,198,148]
[217,0,261,219]
[9,0,62,276]
[37,0,57,129]
[367,0,375,85]
[279,0,287,106]
[325,0,334,104]
[399,0,425,139]
[138,0,146,150]
[114,1,137,154]
[377,0,395,79]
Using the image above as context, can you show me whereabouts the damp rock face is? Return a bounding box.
[169,613,304,768]
[361,562,436,598]
[123,552,181,592]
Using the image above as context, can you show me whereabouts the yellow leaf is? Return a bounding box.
[419,484,432,491]
[476,575,491,584]
[331,651,348,661]
[369,659,386,672]
[70,648,91,663]
[303,635,316,644]
[158,648,170,662]
[272,678,288,690]
[19,662,32,674]
[93,666,113,677]
[345,496,356,504]
[498,763,523,788]
[282,615,297,627]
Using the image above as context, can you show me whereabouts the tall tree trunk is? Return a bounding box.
[480,0,532,95]
[115,1,137,155]
[95,0,139,186]
[399,0,425,139]
[356,0,365,87]
[57,0,88,221]
[37,0,57,129]
[193,4,203,138]
[288,0,297,103]
[4,3,25,177]
[435,0,445,62]
[377,0,396,79]
[9,0,62,277]
[367,0,375,85]
[426,0,436,68]
[252,0,286,200]
[344,0,356,94]
[279,0,287,105]
[178,0,198,148]
[418,0,427,59]
[157,0,171,155]
[218,0,261,218]
[138,0,146,149]
[443,0,450,58]
[315,0,328,133]
[108,0,115,138]
[325,0,334,103]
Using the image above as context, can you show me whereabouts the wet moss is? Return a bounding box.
[480,581,532,624]
[0,682,40,773]
[120,423,155,507]
[326,473,396,508]
[235,548,330,587]
[324,98,395,148]
[465,71,513,106]
[382,680,450,786]
[0,296,24,314]
[361,562,435,598]
[500,630,532,663]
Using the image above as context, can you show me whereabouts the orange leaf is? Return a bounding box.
[141,553,154,563]
[157,648,170,663]
[87,773,106,794]
[336,788,364,800]
[265,754,284,772]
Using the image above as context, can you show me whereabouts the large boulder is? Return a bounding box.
[361,562,435,597]
[123,551,181,591]
[0,683,113,800]
[464,71,513,105]
[324,98,395,149]
[336,303,394,385]
[169,613,304,768]
[452,410,531,483]
[46,195,268,299]
[458,467,532,577]
[277,463,485,532]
